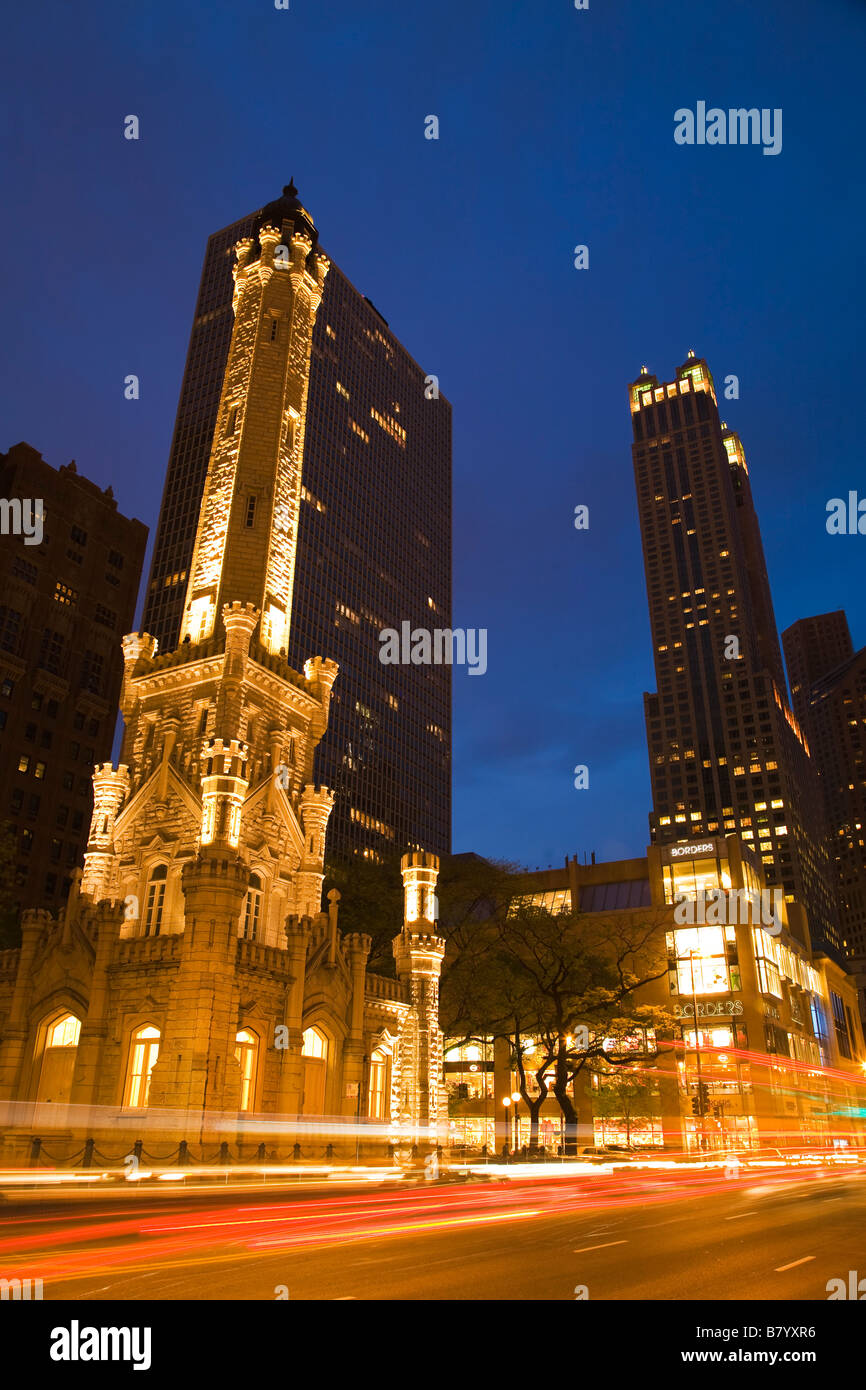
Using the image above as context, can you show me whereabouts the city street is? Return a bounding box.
[2,1166,863,1301]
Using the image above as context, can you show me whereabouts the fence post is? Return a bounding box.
[29,1137,41,1168]
[82,1137,95,1169]
[133,1138,143,1162]
[177,1140,189,1166]
[219,1141,229,1166]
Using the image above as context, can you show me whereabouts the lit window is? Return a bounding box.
[144,864,167,936]
[368,1049,388,1119]
[53,582,78,607]
[302,1027,327,1059]
[241,873,263,941]
[235,1029,258,1112]
[672,927,731,994]
[125,1026,160,1107]
[47,1014,81,1048]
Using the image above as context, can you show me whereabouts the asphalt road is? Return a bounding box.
[2,1168,863,1301]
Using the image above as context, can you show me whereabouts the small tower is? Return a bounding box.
[81,763,130,900]
[393,851,446,1137]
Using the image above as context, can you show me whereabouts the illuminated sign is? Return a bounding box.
[674,1000,743,1018]
[670,843,717,858]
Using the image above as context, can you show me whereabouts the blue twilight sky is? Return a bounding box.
[2,0,864,871]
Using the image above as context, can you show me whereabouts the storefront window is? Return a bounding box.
[663,851,728,904]
[669,926,731,994]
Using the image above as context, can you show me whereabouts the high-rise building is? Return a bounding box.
[0,442,147,919]
[783,614,866,959]
[629,353,840,954]
[783,611,853,736]
[142,184,451,863]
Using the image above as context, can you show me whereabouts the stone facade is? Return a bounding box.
[0,190,445,1163]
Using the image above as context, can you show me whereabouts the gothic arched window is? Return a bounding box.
[143,864,167,936]
[241,873,263,941]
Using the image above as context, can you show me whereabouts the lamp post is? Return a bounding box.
[690,949,707,1153]
[511,1090,521,1153]
[502,1096,512,1158]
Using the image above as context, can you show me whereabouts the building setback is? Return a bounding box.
[783,614,866,961]
[0,443,147,919]
[142,185,451,863]
[629,354,840,955]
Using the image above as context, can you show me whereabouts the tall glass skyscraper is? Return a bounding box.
[630,353,839,954]
[142,185,451,862]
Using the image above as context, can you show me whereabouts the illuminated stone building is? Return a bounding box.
[445,837,866,1155]
[141,184,452,864]
[783,613,866,964]
[0,443,147,917]
[629,354,840,955]
[0,192,446,1160]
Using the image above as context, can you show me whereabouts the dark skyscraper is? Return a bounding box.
[142,187,451,862]
[783,614,866,960]
[0,443,147,919]
[783,611,854,737]
[630,354,839,953]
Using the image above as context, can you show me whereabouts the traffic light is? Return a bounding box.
[691,1082,710,1116]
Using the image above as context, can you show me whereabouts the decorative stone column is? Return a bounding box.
[0,909,50,1101]
[276,914,313,1117]
[69,899,124,1111]
[342,930,372,1118]
[393,852,446,1145]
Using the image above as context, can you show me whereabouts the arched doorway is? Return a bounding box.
[301,1026,329,1116]
[35,1013,81,1112]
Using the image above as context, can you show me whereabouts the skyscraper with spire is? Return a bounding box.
[630,353,840,954]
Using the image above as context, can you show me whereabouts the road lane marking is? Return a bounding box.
[573,1240,628,1254]
[725,1211,758,1220]
[774,1256,815,1272]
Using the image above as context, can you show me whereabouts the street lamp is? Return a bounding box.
[511,1091,521,1153]
[502,1096,512,1157]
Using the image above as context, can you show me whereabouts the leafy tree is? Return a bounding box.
[323,849,515,977]
[441,901,674,1153]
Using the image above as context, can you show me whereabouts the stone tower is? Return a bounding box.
[78,187,338,1121]
[0,187,446,1158]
